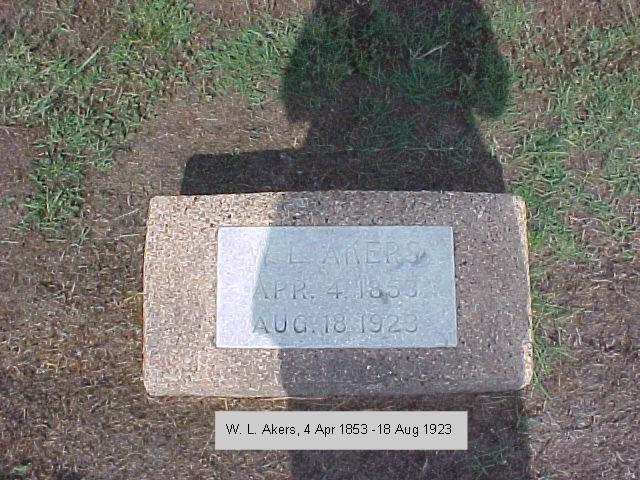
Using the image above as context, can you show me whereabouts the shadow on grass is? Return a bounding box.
[182,0,528,478]
[182,0,510,195]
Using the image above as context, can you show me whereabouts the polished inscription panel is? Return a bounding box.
[216,226,457,348]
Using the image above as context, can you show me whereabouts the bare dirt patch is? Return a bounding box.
[527,255,639,478]
[0,126,34,232]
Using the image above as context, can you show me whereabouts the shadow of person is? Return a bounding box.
[181,0,510,196]
[183,0,529,477]
[274,3,526,478]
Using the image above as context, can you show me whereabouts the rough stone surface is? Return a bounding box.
[143,191,532,396]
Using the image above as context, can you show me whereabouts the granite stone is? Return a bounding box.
[143,191,533,396]
[216,226,457,348]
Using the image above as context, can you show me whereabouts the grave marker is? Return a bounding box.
[143,191,532,396]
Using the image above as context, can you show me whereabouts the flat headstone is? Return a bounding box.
[143,191,532,396]
[216,226,457,348]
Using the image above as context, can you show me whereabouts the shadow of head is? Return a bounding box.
[282,0,511,144]
[283,0,510,124]
[181,0,511,196]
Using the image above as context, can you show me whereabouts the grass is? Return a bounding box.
[0,0,194,230]
[197,16,300,105]
[1,1,515,228]
[492,1,638,250]
[282,2,512,115]
[11,464,30,476]
[486,0,639,392]
[275,1,514,169]
[348,96,417,152]
[469,446,512,478]
[0,1,518,231]
[529,285,575,398]
[1,0,638,397]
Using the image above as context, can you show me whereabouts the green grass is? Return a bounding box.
[281,2,511,116]
[0,2,516,229]
[348,96,417,152]
[194,3,514,168]
[1,0,638,396]
[491,2,638,252]
[10,464,30,475]
[0,0,194,230]
[279,12,353,107]
[509,126,590,259]
[529,279,575,398]
[197,16,300,105]
[468,446,512,478]
[485,0,639,391]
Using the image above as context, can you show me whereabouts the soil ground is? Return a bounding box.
[1,1,638,479]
